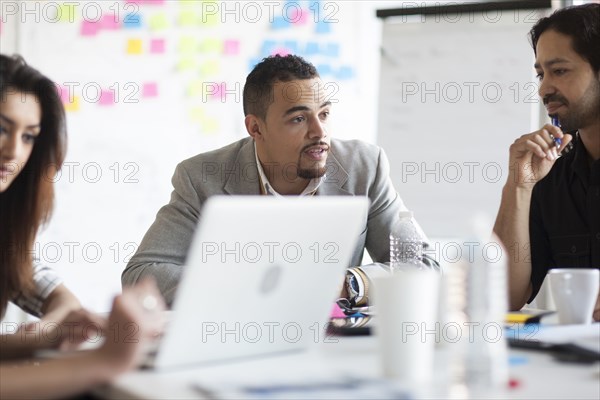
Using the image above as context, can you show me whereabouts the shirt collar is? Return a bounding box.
[253,142,324,196]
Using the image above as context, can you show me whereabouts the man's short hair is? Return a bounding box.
[530,3,600,73]
[243,55,319,119]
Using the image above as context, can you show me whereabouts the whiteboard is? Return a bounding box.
[377,6,549,238]
[1,0,381,312]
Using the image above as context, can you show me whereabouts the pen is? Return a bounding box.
[550,116,562,148]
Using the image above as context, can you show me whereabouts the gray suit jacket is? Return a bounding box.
[122,137,410,304]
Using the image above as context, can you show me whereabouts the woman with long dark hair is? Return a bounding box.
[0,54,165,398]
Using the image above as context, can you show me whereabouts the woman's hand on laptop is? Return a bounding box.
[93,278,166,374]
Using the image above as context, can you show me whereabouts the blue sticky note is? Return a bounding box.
[316,64,332,76]
[271,16,290,30]
[324,43,340,57]
[248,58,261,72]
[123,12,142,28]
[316,20,331,34]
[283,40,299,54]
[261,40,277,56]
[305,41,319,55]
[509,355,529,366]
[336,66,354,80]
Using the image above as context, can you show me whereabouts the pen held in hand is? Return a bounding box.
[550,116,562,148]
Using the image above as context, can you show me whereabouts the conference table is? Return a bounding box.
[95,327,600,399]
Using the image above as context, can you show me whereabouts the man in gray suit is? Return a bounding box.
[122,55,436,305]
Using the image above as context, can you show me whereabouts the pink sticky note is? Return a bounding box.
[150,38,165,54]
[144,0,165,5]
[291,8,309,25]
[142,82,158,98]
[330,303,346,319]
[124,0,143,4]
[223,39,239,55]
[99,90,115,106]
[208,82,226,101]
[81,20,99,36]
[271,48,290,57]
[58,86,70,103]
[101,14,120,30]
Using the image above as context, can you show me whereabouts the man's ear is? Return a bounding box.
[245,114,263,140]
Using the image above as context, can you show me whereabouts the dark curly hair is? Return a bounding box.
[530,3,600,73]
[243,54,319,119]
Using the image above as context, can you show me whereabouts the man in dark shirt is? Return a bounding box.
[493,4,600,320]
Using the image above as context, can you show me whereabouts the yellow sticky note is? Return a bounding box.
[200,60,219,76]
[177,58,197,71]
[64,96,80,112]
[58,3,77,22]
[200,1,219,26]
[149,13,169,31]
[178,11,197,26]
[201,117,219,134]
[187,80,205,97]
[126,38,143,55]
[179,37,198,54]
[199,39,222,53]
[189,107,206,123]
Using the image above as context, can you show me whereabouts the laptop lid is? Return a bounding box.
[153,196,369,370]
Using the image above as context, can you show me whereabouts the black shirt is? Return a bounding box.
[529,135,600,301]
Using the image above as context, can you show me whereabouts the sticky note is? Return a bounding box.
[305,42,319,55]
[199,39,222,53]
[177,58,197,71]
[178,37,197,54]
[208,82,225,101]
[283,40,298,54]
[200,60,220,76]
[316,20,331,34]
[271,16,290,30]
[150,38,165,54]
[142,82,158,98]
[58,3,77,22]
[178,11,197,26]
[126,38,143,54]
[261,40,276,56]
[99,90,115,106]
[271,48,290,57]
[200,1,219,26]
[149,13,169,31]
[201,117,219,134]
[324,43,340,57]
[101,14,120,30]
[290,8,309,25]
[80,20,99,36]
[189,107,206,123]
[63,96,81,112]
[187,80,204,97]
[223,39,240,55]
[336,66,354,80]
[316,64,332,76]
[123,12,142,28]
[145,0,165,5]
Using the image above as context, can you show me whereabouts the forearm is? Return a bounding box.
[41,284,82,323]
[0,351,117,399]
[122,262,182,306]
[493,184,534,310]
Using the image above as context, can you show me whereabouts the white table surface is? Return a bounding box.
[95,334,600,400]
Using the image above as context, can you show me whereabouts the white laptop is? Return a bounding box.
[151,196,369,370]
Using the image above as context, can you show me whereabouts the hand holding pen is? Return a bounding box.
[506,117,573,189]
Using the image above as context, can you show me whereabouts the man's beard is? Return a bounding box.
[552,76,600,133]
[298,165,327,179]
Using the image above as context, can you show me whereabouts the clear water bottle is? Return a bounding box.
[389,210,426,272]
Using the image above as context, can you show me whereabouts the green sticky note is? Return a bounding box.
[149,13,169,31]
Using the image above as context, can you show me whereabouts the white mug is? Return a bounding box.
[548,268,600,325]
[373,270,440,383]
